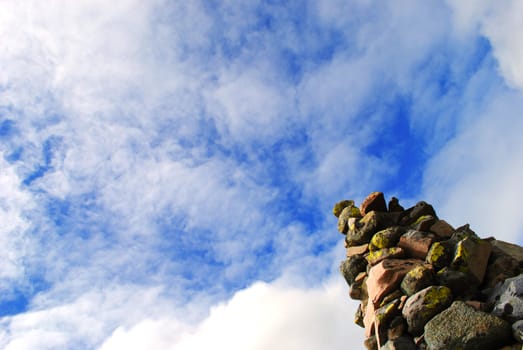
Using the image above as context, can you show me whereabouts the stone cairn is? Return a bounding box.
[334,192,523,350]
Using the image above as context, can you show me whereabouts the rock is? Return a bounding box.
[366,247,405,266]
[483,247,520,288]
[346,211,396,246]
[400,265,435,296]
[381,336,416,350]
[333,199,358,218]
[355,303,365,328]
[436,267,477,297]
[340,255,367,286]
[398,230,436,260]
[337,204,362,234]
[361,192,387,216]
[402,285,453,335]
[387,316,407,340]
[424,301,512,350]
[366,259,426,307]
[364,335,379,350]
[512,320,523,343]
[370,226,406,251]
[489,274,523,323]
[411,215,437,232]
[451,236,492,284]
[425,240,454,271]
[429,220,455,238]
[490,239,523,266]
[347,243,369,257]
[399,201,437,226]
[350,272,368,300]
[388,197,405,212]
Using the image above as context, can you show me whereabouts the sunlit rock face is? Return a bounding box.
[334,192,523,350]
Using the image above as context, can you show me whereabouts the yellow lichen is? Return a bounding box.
[412,214,433,226]
[421,286,452,317]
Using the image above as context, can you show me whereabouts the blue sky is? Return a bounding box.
[1,1,523,349]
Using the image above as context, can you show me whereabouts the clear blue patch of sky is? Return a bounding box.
[22,136,63,186]
[0,276,49,317]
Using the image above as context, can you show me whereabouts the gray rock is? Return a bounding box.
[424,301,512,350]
[398,201,437,226]
[489,274,523,322]
[512,320,523,343]
[381,337,416,350]
[402,285,452,335]
[340,255,367,286]
[436,267,476,297]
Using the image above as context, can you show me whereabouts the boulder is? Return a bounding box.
[337,204,362,234]
[381,337,416,350]
[489,274,523,323]
[398,201,437,226]
[450,236,492,284]
[366,247,405,266]
[424,301,512,350]
[346,211,396,246]
[429,219,455,238]
[400,265,435,296]
[340,255,368,286]
[490,239,523,265]
[366,259,426,306]
[436,267,476,297]
[388,197,405,212]
[361,192,387,216]
[347,243,369,257]
[512,320,523,343]
[398,230,436,260]
[402,285,452,335]
[370,226,407,251]
[425,240,454,271]
[333,199,355,218]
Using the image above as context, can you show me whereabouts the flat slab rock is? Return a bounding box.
[424,301,512,350]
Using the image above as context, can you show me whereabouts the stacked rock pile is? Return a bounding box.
[334,192,523,350]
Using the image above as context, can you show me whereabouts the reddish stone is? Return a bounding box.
[347,243,369,257]
[360,192,387,216]
[366,259,425,307]
[430,219,455,238]
[398,230,436,260]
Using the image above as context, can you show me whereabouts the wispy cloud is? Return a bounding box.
[1,0,523,349]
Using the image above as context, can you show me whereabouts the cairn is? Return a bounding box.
[334,192,523,350]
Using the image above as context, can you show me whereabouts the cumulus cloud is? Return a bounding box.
[99,279,363,350]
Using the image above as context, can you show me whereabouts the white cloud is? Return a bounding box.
[99,278,363,350]
[447,0,523,91]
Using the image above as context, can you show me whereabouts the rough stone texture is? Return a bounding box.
[429,219,454,238]
[366,247,405,266]
[489,274,523,323]
[334,192,523,350]
[370,226,406,251]
[340,255,367,286]
[398,230,436,260]
[333,199,355,218]
[388,197,405,212]
[490,239,523,265]
[424,301,512,350]
[347,243,369,257]
[425,240,454,271]
[450,236,492,284]
[402,286,452,335]
[361,192,387,216]
[338,204,362,234]
[381,337,416,350]
[346,211,396,246]
[484,245,520,288]
[400,265,435,296]
[366,259,425,306]
[436,267,476,297]
[398,201,437,226]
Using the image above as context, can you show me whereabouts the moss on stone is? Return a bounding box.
[333,200,354,218]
